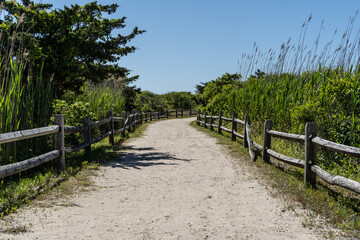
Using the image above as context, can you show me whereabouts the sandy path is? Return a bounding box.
[1,118,318,240]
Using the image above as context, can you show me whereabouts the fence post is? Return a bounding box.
[107,111,114,145]
[54,114,65,172]
[231,112,237,141]
[144,112,147,122]
[83,116,91,154]
[217,111,222,134]
[176,109,178,118]
[305,122,317,186]
[181,108,183,118]
[196,111,199,125]
[132,110,136,130]
[126,111,130,132]
[158,111,160,120]
[189,108,192,116]
[244,115,250,148]
[133,111,136,130]
[204,112,207,128]
[262,120,272,163]
[167,110,169,118]
[210,110,214,131]
[150,112,153,121]
[121,112,126,137]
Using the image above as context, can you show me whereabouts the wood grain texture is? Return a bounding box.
[311,165,360,194]
[64,125,86,134]
[234,119,245,125]
[253,141,263,151]
[90,117,112,129]
[0,125,59,144]
[245,122,255,161]
[233,131,244,139]
[0,150,60,179]
[267,149,305,168]
[312,137,360,158]
[91,131,111,144]
[65,142,90,154]
[268,130,305,143]
[220,126,232,133]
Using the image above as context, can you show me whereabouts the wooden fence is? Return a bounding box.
[0,109,196,179]
[197,111,360,194]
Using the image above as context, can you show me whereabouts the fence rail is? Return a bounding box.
[197,111,360,194]
[0,109,196,179]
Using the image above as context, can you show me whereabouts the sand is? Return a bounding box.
[0,118,319,239]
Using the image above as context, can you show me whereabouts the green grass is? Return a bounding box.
[191,120,360,239]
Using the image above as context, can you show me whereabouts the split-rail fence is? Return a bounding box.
[0,109,196,179]
[197,111,360,195]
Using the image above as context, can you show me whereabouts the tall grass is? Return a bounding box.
[238,12,360,79]
[78,80,126,120]
[0,8,53,164]
[199,13,360,182]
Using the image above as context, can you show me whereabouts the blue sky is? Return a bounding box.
[45,1,360,93]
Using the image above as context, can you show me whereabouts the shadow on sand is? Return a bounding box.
[106,145,191,170]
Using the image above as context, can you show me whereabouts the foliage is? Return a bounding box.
[134,91,197,112]
[197,68,360,181]
[135,91,166,112]
[161,91,197,110]
[198,73,241,111]
[0,0,145,96]
[192,121,360,238]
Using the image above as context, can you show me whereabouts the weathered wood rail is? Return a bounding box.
[197,112,360,194]
[0,109,196,179]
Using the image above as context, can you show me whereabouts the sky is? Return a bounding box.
[41,0,360,93]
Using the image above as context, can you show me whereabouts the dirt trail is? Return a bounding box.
[1,118,319,239]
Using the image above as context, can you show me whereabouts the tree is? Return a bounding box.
[135,91,167,112]
[0,0,145,96]
[200,73,242,107]
[162,91,196,109]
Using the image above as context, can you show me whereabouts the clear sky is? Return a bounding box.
[44,0,360,93]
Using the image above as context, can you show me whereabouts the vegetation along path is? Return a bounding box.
[2,118,319,239]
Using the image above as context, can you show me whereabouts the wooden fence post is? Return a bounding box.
[107,111,114,145]
[244,115,250,148]
[189,108,192,116]
[305,122,317,186]
[197,110,200,125]
[150,112,153,121]
[136,111,138,128]
[204,112,207,128]
[231,112,237,141]
[167,110,169,118]
[126,111,130,132]
[158,111,160,120]
[181,108,183,118]
[217,111,222,134]
[121,112,126,137]
[262,120,272,163]
[145,112,147,122]
[210,110,214,131]
[176,109,178,118]
[83,116,91,154]
[54,114,65,171]
[132,110,136,130]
